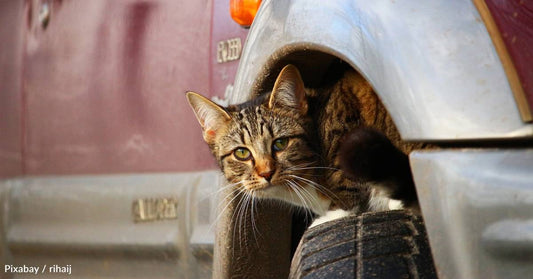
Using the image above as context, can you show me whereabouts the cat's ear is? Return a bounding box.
[268,64,308,114]
[186,91,231,144]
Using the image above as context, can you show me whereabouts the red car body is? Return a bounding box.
[1,1,246,278]
[0,0,247,178]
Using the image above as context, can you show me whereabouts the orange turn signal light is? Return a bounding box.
[230,0,262,27]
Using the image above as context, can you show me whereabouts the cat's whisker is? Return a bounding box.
[226,189,246,228]
[239,189,257,251]
[288,166,341,171]
[206,184,244,242]
[230,189,248,240]
[288,172,323,178]
[305,180,340,201]
[291,178,323,214]
[210,187,243,232]
[249,191,256,238]
[287,180,308,209]
[289,174,340,201]
[213,187,241,221]
[249,191,262,247]
[245,191,255,246]
[285,180,303,208]
[251,192,263,240]
[227,190,247,257]
[294,185,315,220]
[199,181,243,209]
[286,180,314,220]
[234,191,248,250]
[285,161,318,171]
[244,191,259,249]
[307,181,339,200]
[296,182,321,208]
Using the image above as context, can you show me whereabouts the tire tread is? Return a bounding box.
[289,210,437,279]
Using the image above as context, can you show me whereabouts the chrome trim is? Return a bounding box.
[0,171,220,277]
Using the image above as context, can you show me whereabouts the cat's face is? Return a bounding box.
[187,65,330,214]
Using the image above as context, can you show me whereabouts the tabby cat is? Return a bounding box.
[186,64,418,226]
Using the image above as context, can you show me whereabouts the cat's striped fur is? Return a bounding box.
[187,64,419,218]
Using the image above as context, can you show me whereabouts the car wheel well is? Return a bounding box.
[251,48,431,154]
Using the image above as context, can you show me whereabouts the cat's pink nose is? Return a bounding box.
[259,170,275,181]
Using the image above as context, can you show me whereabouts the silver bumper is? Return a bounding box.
[412,149,533,279]
[0,171,219,278]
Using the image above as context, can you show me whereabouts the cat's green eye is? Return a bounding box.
[273,138,289,152]
[234,148,252,161]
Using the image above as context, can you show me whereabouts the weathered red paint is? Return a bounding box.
[484,0,533,115]
[0,1,25,178]
[1,0,247,177]
[210,0,249,99]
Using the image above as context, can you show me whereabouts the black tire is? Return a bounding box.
[289,210,437,279]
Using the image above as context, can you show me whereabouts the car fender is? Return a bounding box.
[232,0,533,141]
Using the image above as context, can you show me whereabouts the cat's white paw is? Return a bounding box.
[309,209,352,228]
[388,199,404,210]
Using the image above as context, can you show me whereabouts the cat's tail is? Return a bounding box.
[338,127,419,210]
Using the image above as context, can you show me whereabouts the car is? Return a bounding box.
[0,0,248,278]
[1,0,532,278]
[218,0,533,278]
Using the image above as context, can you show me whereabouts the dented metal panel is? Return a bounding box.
[21,0,215,175]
